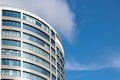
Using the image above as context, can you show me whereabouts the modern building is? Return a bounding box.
[0,6,64,80]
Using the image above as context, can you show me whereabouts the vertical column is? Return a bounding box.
[55,34,57,80]
[20,11,23,79]
[0,8,2,80]
[50,30,52,80]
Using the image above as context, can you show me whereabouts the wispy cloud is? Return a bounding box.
[65,56,120,71]
[65,59,107,71]
[110,56,120,68]
[0,0,76,41]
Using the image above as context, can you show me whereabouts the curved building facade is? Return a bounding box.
[0,6,64,80]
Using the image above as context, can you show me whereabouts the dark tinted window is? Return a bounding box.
[23,23,49,41]
[2,10,21,18]
[2,20,21,28]
[2,39,21,47]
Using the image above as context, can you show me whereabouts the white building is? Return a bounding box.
[0,6,64,80]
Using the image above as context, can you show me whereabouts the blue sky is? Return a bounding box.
[64,0,120,80]
[1,0,120,80]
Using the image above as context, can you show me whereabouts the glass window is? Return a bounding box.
[23,14,36,24]
[2,59,21,66]
[23,33,49,50]
[51,56,56,66]
[51,48,56,56]
[57,56,61,66]
[2,10,21,18]
[23,62,50,77]
[2,20,21,28]
[51,39,55,47]
[57,47,63,59]
[2,39,21,47]
[52,65,56,74]
[1,49,21,57]
[57,49,64,67]
[1,69,21,77]
[2,29,21,37]
[23,42,50,59]
[23,23,49,41]
[23,14,49,33]
[41,23,49,33]
[57,70,60,79]
[61,74,64,80]
[23,52,50,68]
[36,20,42,27]
[57,63,61,71]
[51,29,55,38]
[23,71,46,80]
[52,74,56,80]
[56,34,62,44]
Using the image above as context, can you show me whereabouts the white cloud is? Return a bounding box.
[110,57,120,68]
[0,0,75,41]
[65,56,120,71]
[65,59,107,71]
